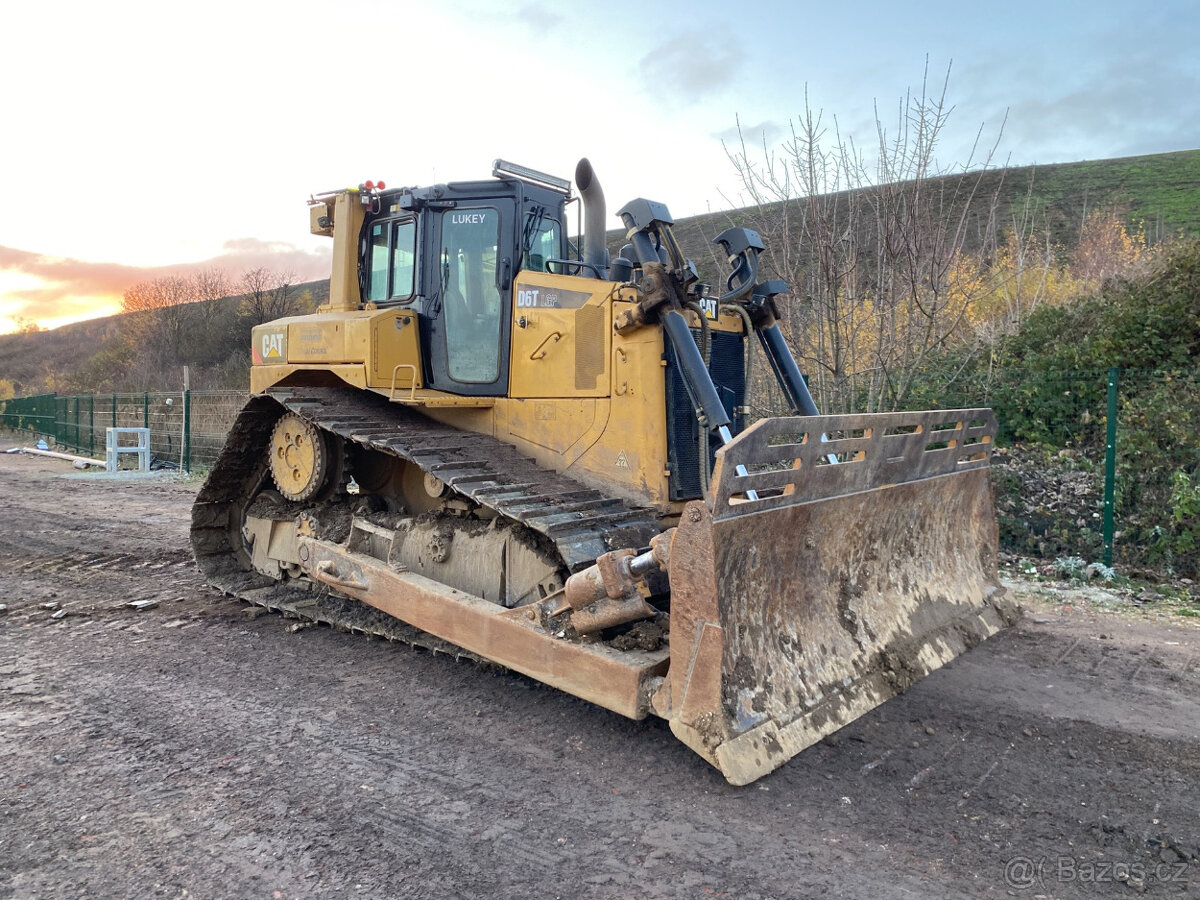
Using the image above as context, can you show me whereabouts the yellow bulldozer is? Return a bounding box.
[192,159,1016,784]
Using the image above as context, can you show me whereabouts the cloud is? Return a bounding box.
[711,119,786,149]
[639,31,743,105]
[214,239,331,281]
[0,241,331,333]
[513,4,566,31]
[0,248,140,328]
[1000,64,1200,163]
[957,22,1200,166]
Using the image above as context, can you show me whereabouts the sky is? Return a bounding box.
[1,0,1196,333]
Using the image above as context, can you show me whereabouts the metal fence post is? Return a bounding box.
[112,393,117,430]
[183,389,191,474]
[89,395,95,458]
[1103,367,1119,568]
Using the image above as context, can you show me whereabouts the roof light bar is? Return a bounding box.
[492,159,572,196]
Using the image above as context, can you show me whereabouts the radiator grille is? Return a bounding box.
[664,330,747,500]
[575,305,606,390]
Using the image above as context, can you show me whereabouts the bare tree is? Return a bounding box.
[122,274,198,365]
[191,267,234,323]
[240,267,298,325]
[13,316,46,335]
[725,63,1009,413]
[193,267,234,305]
[120,269,238,389]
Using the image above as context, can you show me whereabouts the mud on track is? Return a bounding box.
[1,438,1198,899]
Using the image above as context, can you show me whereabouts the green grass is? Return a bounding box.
[642,149,1200,272]
[1012,150,1200,244]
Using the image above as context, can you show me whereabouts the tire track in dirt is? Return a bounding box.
[2,442,1198,898]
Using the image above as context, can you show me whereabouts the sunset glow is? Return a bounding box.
[2,0,1195,334]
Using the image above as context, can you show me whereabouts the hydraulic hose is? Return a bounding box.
[683,301,712,365]
[661,309,731,434]
[683,300,714,496]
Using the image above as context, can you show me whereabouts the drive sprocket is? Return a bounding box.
[269,412,329,501]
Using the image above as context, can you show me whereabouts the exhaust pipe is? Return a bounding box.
[575,158,609,276]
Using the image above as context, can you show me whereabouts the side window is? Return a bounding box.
[366,218,417,303]
[441,208,501,383]
[522,216,561,272]
[390,220,416,299]
[367,223,389,303]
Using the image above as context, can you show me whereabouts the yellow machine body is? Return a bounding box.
[194,161,1015,785]
[250,270,744,511]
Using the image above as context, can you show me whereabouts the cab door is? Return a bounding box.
[423,201,515,395]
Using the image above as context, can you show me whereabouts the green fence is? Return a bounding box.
[934,365,1200,578]
[0,390,249,473]
[2,370,1197,577]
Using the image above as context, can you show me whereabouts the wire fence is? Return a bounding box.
[1,369,1197,577]
[0,391,249,472]
[943,366,1198,578]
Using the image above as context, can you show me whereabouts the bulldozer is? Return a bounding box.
[191,159,1016,785]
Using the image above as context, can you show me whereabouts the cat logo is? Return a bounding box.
[615,450,629,469]
[260,332,285,360]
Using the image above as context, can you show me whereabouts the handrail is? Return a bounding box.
[529,331,563,361]
[389,364,419,402]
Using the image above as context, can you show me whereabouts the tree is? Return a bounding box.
[122,274,198,359]
[240,267,298,325]
[120,270,238,389]
[725,63,1008,413]
[1070,209,1145,292]
[969,206,1150,372]
[970,209,1080,345]
[13,317,46,335]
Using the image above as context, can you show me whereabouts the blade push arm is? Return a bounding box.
[614,199,733,435]
[712,227,819,417]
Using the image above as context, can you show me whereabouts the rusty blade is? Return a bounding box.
[661,410,1019,785]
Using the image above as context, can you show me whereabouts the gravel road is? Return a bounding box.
[1,440,1197,899]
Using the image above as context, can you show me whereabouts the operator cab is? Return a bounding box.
[359,160,573,396]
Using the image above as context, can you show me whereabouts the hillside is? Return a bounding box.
[652,149,1200,277]
[1,149,1196,396]
[0,316,126,393]
[0,279,329,395]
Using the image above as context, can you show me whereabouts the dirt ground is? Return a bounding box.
[1,437,1197,900]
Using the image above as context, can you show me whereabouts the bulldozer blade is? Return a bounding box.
[659,409,1019,785]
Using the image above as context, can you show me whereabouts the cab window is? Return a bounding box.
[366,219,416,303]
[522,215,561,272]
[367,223,389,303]
[441,208,501,383]
[390,220,416,299]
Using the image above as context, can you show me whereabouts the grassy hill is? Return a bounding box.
[2,149,1197,396]
[651,149,1200,275]
[0,316,126,394]
[1013,150,1200,243]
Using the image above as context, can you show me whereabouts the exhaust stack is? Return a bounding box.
[575,158,609,276]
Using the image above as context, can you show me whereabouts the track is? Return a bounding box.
[189,385,664,650]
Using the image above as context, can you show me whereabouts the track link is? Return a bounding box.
[191,386,664,653]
